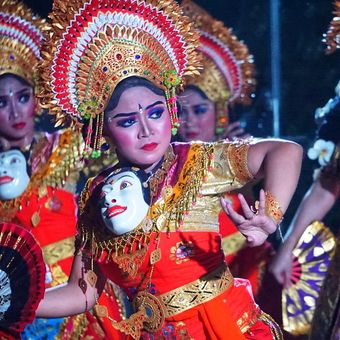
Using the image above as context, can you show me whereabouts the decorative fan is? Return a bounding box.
[0,223,45,336]
[282,221,336,335]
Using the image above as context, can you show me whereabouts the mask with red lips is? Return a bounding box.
[100,168,150,236]
[0,149,29,200]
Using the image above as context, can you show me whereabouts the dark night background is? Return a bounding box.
[24,0,339,236]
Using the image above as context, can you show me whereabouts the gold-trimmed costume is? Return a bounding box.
[0,0,48,86]
[324,1,340,54]
[38,0,281,337]
[181,0,256,135]
[39,0,201,156]
[78,141,282,339]
[0,1,118,338]
[309,172,340,339]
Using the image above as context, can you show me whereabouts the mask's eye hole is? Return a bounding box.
[120,181,132,190]
[10,157,21,165]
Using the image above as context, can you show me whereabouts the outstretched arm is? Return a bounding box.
[269,174,340,286]
[247,139,303,213]
[36,253,106,318]
[222,139,303,246]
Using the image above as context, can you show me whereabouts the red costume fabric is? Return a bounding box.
[80,142,282,339]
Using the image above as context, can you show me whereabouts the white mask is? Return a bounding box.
[0,150,29,200]
[100,171,149,235]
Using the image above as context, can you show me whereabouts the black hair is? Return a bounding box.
[103,166,151,206]
[84,166,151,238]
[105,76,165,113]
[312,97,340,177]
[182,84,210,101]
[0,147,31,177]
[317,98,340,145]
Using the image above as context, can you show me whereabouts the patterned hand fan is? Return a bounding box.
[282,221,336,335]
[0,223,46,336]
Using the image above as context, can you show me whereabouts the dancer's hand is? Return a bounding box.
[220,189,277,247]
[222,121,250,140]
[268,246,293,288]
[0,137,10,151]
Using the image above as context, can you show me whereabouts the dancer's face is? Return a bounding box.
[178,88,215,142]
[0,149,29,200]
[105,86,171,171]
[0,75,35,141]
[100,171,149,235]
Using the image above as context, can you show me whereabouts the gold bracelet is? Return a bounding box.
[264,191,283,225]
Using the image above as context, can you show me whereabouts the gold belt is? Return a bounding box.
[42,236,75,265]
[132,264,234,332]
[160,264,233,317]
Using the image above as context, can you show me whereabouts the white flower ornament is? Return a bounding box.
[307,139,335,166]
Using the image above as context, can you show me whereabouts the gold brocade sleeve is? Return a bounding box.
[75,177,95,255]
[30,128,84,194]
[202,140,253,195]
[78,177,94,215]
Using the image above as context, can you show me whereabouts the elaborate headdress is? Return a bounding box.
[39,0,200,158]
[181,0,256,135]
[324,1,340,54]
[0,0,47,86]
[307,83,340,177]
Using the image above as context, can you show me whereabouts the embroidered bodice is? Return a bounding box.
[0,128,83,287]
[78,140,252,297]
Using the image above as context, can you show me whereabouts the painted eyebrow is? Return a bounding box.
[106,173,136,183]
[16,88,31,94]
[0,88,31,97]
[112,101,164,119]
[3,151,22,157]
[193,103,209,109]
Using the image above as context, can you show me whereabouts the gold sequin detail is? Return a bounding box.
[227,141,253,184]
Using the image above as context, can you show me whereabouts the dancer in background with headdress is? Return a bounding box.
[0,1,124,338]
[178,0,255,144]
[178,0,270,296]
[271,1,340,340]
[35,0,302,338]
[269,85,339,339]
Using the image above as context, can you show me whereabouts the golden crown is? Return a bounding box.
[324,1,340,54]
[181,0,256,135]
[39,0,201,126]
[0,0,48,86]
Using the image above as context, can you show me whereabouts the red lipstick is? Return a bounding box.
[12,122,26,130]
[107,205,127,218]
[0,176,13,185]
[141,143,158,151]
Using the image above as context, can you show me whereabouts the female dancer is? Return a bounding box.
[0,1,123,338]
[178,0,255,143]
[177,0,270,294]
[36,0,302,338]
[270,93,340,340]
[270,4,340,337]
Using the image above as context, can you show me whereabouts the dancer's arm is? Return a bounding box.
[222,139,303,246]
[269,175,340,286]
[36,254,106,318]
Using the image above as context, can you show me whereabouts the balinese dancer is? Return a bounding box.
[178,0,255,143]
[0,1,123,338]
[270,3,340,338]
[178,0,269,295]
[35,0,302,338]
[270,88,340,339]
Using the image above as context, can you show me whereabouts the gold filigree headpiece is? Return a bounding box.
[39,0,201,158]
[181,0,256,135]
[324,1,340,54]
[0,0,47,86]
